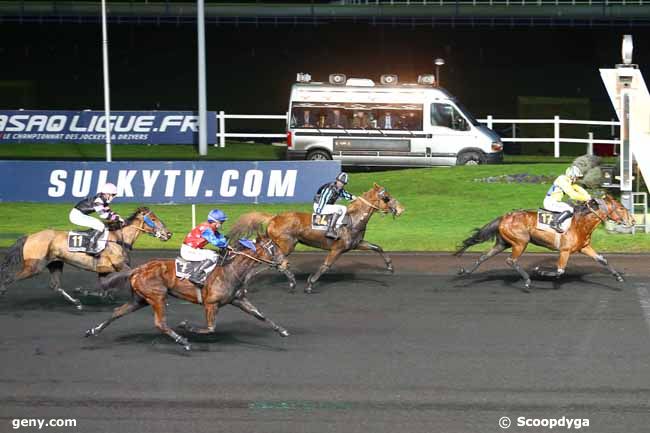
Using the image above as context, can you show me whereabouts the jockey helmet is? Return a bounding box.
[565,166,583,179]
[336,172,349,184]
[207,209,228,223]
[99,183,118,195]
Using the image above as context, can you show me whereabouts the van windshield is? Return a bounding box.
[290,102,423,131]
[452,101,481,126]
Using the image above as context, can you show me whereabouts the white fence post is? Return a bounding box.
[191,204,196,228]
[487,114,493,130]
[219,110,226,148]
[587,132,594,155]
[554,115,560,158]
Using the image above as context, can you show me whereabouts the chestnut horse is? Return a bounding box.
[455,196,634,291]
[228,183,405,293]
[85,236,296,351]
[0,207,172,309]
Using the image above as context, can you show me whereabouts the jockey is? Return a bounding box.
[180,209,229,283]
[69,183,124,254]
[313,172,357,239]
[544,165,592,232]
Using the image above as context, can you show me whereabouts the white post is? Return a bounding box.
[192,204,196,228]
[587,132,594,155]
[554,115,560,158]
[486,114,493,130]
[101,0,112,162]
[219,110,226,147]
[197,0,208,156]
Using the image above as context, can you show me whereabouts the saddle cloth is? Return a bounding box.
[311,213,351,231]
[67,229,109,253]
[175,257,219,285]
[536,208,572,234]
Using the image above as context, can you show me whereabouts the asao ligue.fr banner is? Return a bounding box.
[0,161,341,203]
[0,110,217,144]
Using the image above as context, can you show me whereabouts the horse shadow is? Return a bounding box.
[96,320,292,355]
[451,264,624,292]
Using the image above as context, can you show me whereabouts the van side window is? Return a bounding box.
[430,103,469,131]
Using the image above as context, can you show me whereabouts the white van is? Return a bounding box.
[285,73,503,166]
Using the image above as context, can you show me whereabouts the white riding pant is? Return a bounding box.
[543,198,573,214]
[313,204,347,216]
[180,244,218,262]
[69,208,105,232]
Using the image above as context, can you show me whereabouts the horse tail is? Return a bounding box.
[454,216,503,256]
[0,235,27,289]
[228,212,274,240]
[99,269,134,293]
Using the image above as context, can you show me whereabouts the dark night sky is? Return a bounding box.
[1,22,649,122]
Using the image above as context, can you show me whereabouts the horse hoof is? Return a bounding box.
[616,276,625,283]
[457,267,466,276]
[304,286,313,294]
[522,280,532,293]
[387,266,394,274]
[182,344,191,351]
[84,329,95,337]
[288,282,296,293]
[178,320,189,329]
[278,329,290,337]
[75,304,83,311]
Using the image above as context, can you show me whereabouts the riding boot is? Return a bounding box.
[551,211,573,233]
[87,230,104,255]
[189,259,215,285]
[325,212,341,239]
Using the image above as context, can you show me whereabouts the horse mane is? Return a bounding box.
[227,212,273,241]
[125,207,150,224]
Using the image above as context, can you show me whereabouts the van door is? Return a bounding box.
[428,102,475,165]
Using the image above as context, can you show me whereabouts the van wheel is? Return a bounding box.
[306,150,332,161]
[457,151,483,166]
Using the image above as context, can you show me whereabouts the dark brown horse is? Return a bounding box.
[0,207,172,309]
[229,183,405,293]
[455,195,635,291]
[85,236,296,351]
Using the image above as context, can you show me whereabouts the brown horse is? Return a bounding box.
[455,196,635,291]
[229,183,405,293]
[0,207,172,309]
[85,236,296,351]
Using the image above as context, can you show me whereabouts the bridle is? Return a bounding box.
[586,199,626,225]
[353,189,394,215]
[131,210,167,239]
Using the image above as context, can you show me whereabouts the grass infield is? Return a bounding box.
[1,161,648,252]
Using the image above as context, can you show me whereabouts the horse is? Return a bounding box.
[228,183,405,293]
[454,195,635,291]
[0,207,172,309]
[85,236,296,351]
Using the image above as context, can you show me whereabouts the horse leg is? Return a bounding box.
[458,241,507,276]
[151,297,191,351]
[505,243,531,292]
[580,245,625,283]
[535,250,571,282]
[1,259,45,293]
[46,261,82,310]
[354,240,394,273]
[242,266,266,293]
[85,295,148,337]
[179,303,219,334]
[231,297,289,337]
[305,249,345,294]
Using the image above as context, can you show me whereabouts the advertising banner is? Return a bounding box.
[0,161,341,204]
[0,110,217,144]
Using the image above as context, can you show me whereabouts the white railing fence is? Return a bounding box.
[480,115,620,158]
[339,1,644,5]
[215,111,621,157]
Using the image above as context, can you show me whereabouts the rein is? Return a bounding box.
[353,195,386,213]
[228,249,279,268]
[586,200,620,224]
